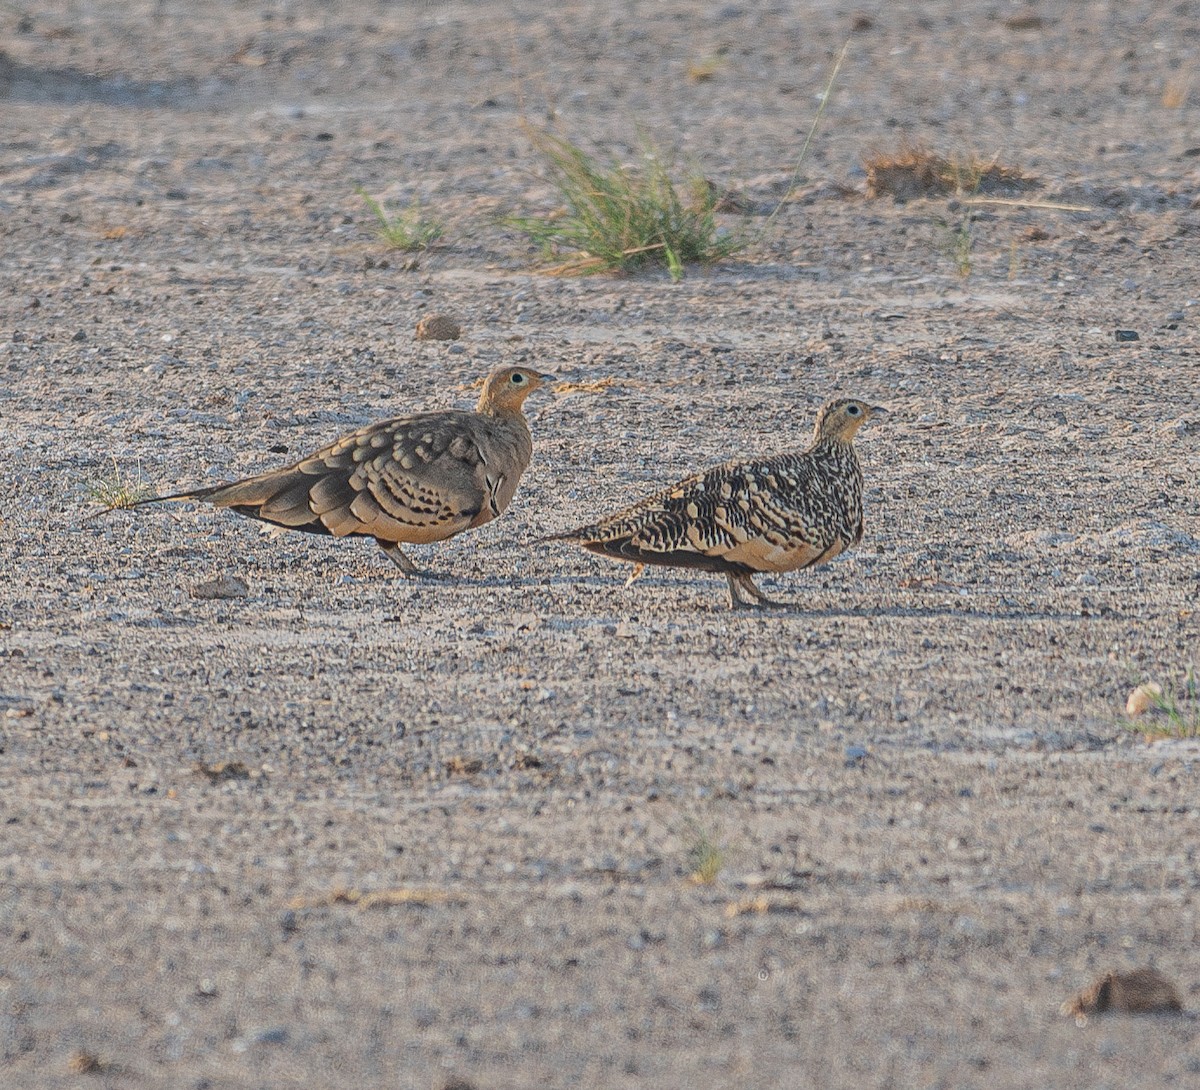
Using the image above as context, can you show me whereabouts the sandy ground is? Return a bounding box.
[2,1,1200,1087]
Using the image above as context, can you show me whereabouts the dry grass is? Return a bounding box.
[862,144,1039,277]
[1061,968,1184,1024]
[552,377,618,396]
[724,896,808,918]
[288,887,463,910]
[864,144,1037,201]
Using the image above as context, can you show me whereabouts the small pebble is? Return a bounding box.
[415,314,462,341]
[1114,329,1139,342]
[231,1026,289,1052]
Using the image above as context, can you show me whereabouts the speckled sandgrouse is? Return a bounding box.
[132,366,553,575]
[551,398,886,608]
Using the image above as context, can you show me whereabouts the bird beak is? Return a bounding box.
[869,405,889,418]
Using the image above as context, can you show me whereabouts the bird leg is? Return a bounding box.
[377,541,422,577]
[737,574,783,606]
[726,572,785,610]
[623,562,646,589]
[725,572,754,609]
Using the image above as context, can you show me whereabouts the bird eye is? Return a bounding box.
[511,373,526,384]
[847,404,861,415]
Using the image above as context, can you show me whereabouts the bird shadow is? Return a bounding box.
[755,602,1094,623]
[374,571,1096,623]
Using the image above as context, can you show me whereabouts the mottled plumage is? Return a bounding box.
[553,398,885,608]
[134,366,553,575]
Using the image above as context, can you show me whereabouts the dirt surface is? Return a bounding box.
[2,2,1200,1087]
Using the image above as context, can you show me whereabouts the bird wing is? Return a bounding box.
[184,410,532,545]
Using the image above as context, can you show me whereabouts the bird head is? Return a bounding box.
[813,398,887,442]
[478,366,555,413]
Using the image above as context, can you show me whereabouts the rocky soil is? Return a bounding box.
[1,2,1199,1087]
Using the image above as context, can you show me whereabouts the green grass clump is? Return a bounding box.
[508,130,748,282]
[935,207,977,278]
[87,459,150,511]
[508,43,849,282]
[684,823,725,885]
[357,188,444,251]
[1124,666,1200,738]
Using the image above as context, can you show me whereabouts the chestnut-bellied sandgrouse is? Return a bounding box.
[130,366,553,575]
[550,398,885,608]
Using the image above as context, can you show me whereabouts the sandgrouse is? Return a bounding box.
[551,398,885,609]
[131,366,553,575]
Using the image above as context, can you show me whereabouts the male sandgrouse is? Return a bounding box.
[132,366,553,575]
[551,398,885,609]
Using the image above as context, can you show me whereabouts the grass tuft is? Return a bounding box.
[684,822,725,885]
[87,459,150,510]
[864,144,1036,279]
[508,41,849,281]
[934,208,977,278]
[686,54,726,83]
[357,187,444,251]
[1124,666,1200,739]
[508,130,749,281]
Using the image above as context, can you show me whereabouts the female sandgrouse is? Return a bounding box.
[552,398,885,609]
[131,366,553,575]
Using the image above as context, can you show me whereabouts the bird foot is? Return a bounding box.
[726,573,787,610]
[728,594,787,610]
